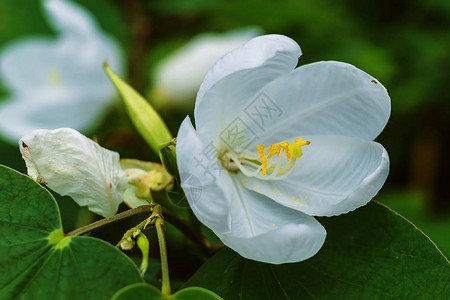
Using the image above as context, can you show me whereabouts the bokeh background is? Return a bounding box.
[1,0,449,263]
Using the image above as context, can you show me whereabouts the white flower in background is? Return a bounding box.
[19,128,128,217]
[0,0,124,144]
[176,35,390,264]
[150,27,261,108]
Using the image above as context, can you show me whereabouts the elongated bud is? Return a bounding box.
[159,138,179,178]
[104,63,172,155]
[137,233,150,275]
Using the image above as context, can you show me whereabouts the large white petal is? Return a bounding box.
[43,0,99,38]
[53,35,124,91]
[257,61,391,141]
[0,36,122,94]
[194,35,301,142]
[241,135,389,216]
[43,0,125,77]
[19,128,128,217]
[0,39,61,91]
[215,184,326,264]
[176,117,233,233]
[176,118,326,264]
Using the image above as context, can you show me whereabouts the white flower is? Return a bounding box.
[150,27,261,108]
[176,35,390,264]
[0,0,124,144]
[19,128,128,217]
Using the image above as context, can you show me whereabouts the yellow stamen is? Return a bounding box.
[295,137,310,146]
[256,145,267,175]
[267,143,281,158]
[256,137,310,176]
[281,142,291,161]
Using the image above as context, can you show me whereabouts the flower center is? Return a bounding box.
[46,67,62,87]
[221,137,310,180]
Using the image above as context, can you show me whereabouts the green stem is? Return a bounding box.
[155,210,171,296]
[65,205,153,237]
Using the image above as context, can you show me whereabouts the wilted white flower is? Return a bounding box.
[150,27,261,108]
[0,0,123,143]
[176,35,390,264]
[19,128,127,217]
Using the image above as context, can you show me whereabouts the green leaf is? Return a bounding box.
[0,165,143,300]
[104,64,172,155]
[112,283,223,300]
[184,201,450,299]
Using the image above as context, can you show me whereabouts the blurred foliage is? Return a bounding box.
[0,0,448,271]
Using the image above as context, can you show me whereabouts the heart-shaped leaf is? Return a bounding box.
[184,201,450,299]
[112,283,223,300]
[0,165,143,300]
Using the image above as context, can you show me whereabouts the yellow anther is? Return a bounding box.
[257,144,265,155]
[281,142,291,161]
[256,145,268,175]
[253,137,310,177]
[267,143,282,158]
[295,137,310,146]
